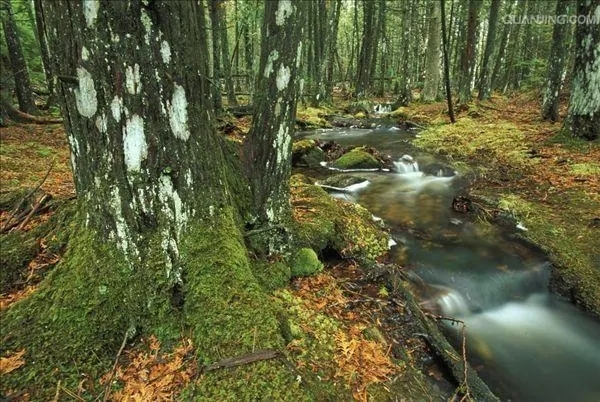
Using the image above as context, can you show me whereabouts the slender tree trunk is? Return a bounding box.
[457,0,482,104]
[422,0,442,102]
[477,0,501,100]
[244,0,305,252]
[33,0,55,105]
[218,1,238,106]
[541,0,573,121]
[209,0,224,111]
[1,0,39,114]
[566,0,600,140]
[325,0,342,99]
[441,0,456,123]
[490,0,514,90]
[356,0,376,98]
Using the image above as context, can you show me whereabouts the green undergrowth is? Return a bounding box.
[495,192,600,316]
[414,117,536,171]
[296,106,333,128]
[0,205,309,399]
[291,174,390,263]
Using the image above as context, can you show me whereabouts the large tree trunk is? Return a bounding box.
[355,0,376,98]
[33,0,56,105]
[2,1,300,398]
[566,0,600,140]
[244,0,304,253]
[541,0,573,121]
[1,0,39,114]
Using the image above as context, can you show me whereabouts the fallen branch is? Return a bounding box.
[101,331,130,402]
[204,349,280,372]
[17,193,52,231]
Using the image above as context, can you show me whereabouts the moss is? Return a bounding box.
[332,148,381,170]
[296,106,332,128]
[251,258,292,291]
[570,162,600,176]
[291,248,323,277]
[292,139,326,167]
[0,230,39,292]
[495,192,600,316]
[291,175,389,263]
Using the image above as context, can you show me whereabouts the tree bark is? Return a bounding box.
[422,0,442,102]
[209,0,238,107]
[355,0,376,98]
[1,1,300,398]
[33,0,56,105]
[477,0,501,100]
[244,0,304,253]
[457,0,482,104]
[566,0,600,140]
[1,0,39,114]
[541,0,573,121]
[440,0,456,123]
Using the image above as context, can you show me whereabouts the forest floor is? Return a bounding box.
[1,90,599,400]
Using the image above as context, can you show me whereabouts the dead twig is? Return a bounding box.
[101,330,130,402]
[16,193,52,231]
[1,161,54,233]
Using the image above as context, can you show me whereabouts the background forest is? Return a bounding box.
[1,0,593,129]
[1,0,599,401]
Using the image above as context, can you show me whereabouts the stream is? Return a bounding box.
[297,124,600,402]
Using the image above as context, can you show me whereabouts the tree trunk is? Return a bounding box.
[209,0,224,111]
[1,0,39,114]
[440,0,456,123]
[566,0,600,140]
[477,0,501,100]
[33,0,56,105]
[457,0,482,104]
[213,0,238,106]
[490,0,514,90]
[2,1,301,398]
[355,0,376,98]
[541,0,573,121]
[243,0,304,253]
[422,0,442,102]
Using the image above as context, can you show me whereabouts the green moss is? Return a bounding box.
[291,175,389,263]
[251,258,292,291]
[495,192,600,316]
[332,148,381,170]
[292,139,326,167]
[291,248,323,277]
[0,231,39,292]
[570,162,600,176]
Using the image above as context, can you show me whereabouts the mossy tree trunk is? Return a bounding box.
[1,1,302,398]
[565,0,600,140]
[244,0,304,253]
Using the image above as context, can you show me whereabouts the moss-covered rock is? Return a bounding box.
[291,248,323,277]
[291,174,389,263]
[332,148,381,170]
[292,139,326,168]
[318,174,368,189]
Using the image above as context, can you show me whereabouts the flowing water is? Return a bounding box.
[298,125,600,401]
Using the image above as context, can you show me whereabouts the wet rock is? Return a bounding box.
[292,139,326,168]
[332,148,382,170]
[421,162,456,177]
[319,174,368,189]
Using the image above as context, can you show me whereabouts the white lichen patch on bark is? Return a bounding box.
[160,40,171,64]
[81,46,90,61]
[111,96,122,122]
[109,186,136,259]
[570,37,600,115]
[274,98,281,117]
[95,113,107,133]
[140,9,153,45]
[275,0,293,26]
[276,64,291,91]
[123,114,147,172]
[264,50,279,78]
[296,41,302,68]
[274,124,290,165]
[75,67,97,118]
[167,84,190,140]
[158,175,188,235]
[125,64,142,95]
[83,0,100,28]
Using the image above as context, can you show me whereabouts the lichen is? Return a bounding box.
[125,63,142,95]
[74,67,97,118]
[275,0,294,26]
[168,84,190,141]
[123,114,147,172]
[83,0,99,28]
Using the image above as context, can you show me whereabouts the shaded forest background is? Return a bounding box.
[0,0,589,127]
